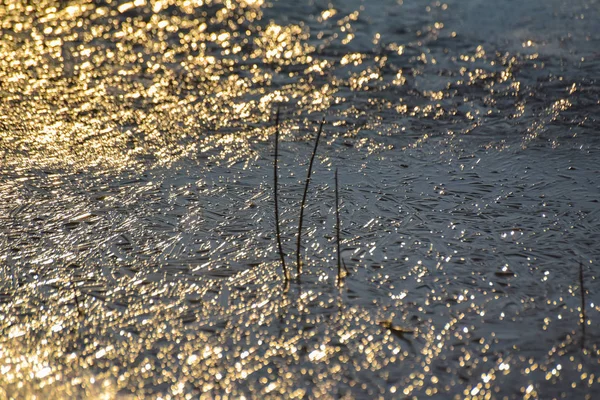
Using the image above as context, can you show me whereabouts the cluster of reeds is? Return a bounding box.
[272,107,347,285]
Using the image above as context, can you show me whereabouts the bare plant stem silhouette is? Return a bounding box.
[579,260,586,351]
[273,106,289,282]
[70,274,83,320]
[335,168,343,284]
[296,118,325,279]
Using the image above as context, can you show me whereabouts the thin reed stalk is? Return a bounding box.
[579,260,586,350]
[296,118,325,278]
[335,168,342,283]
[273,106,289,281]
[8,251,17,290]
[70,276,83,320]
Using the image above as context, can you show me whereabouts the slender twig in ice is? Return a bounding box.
[579,260,587,351]
[69,271,83,320]
[335,168,343,284]
[296,117,325,278]
[273,105,289,282]
[7,250,17,290]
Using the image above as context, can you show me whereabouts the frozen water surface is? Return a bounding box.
[1,0,599,398]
